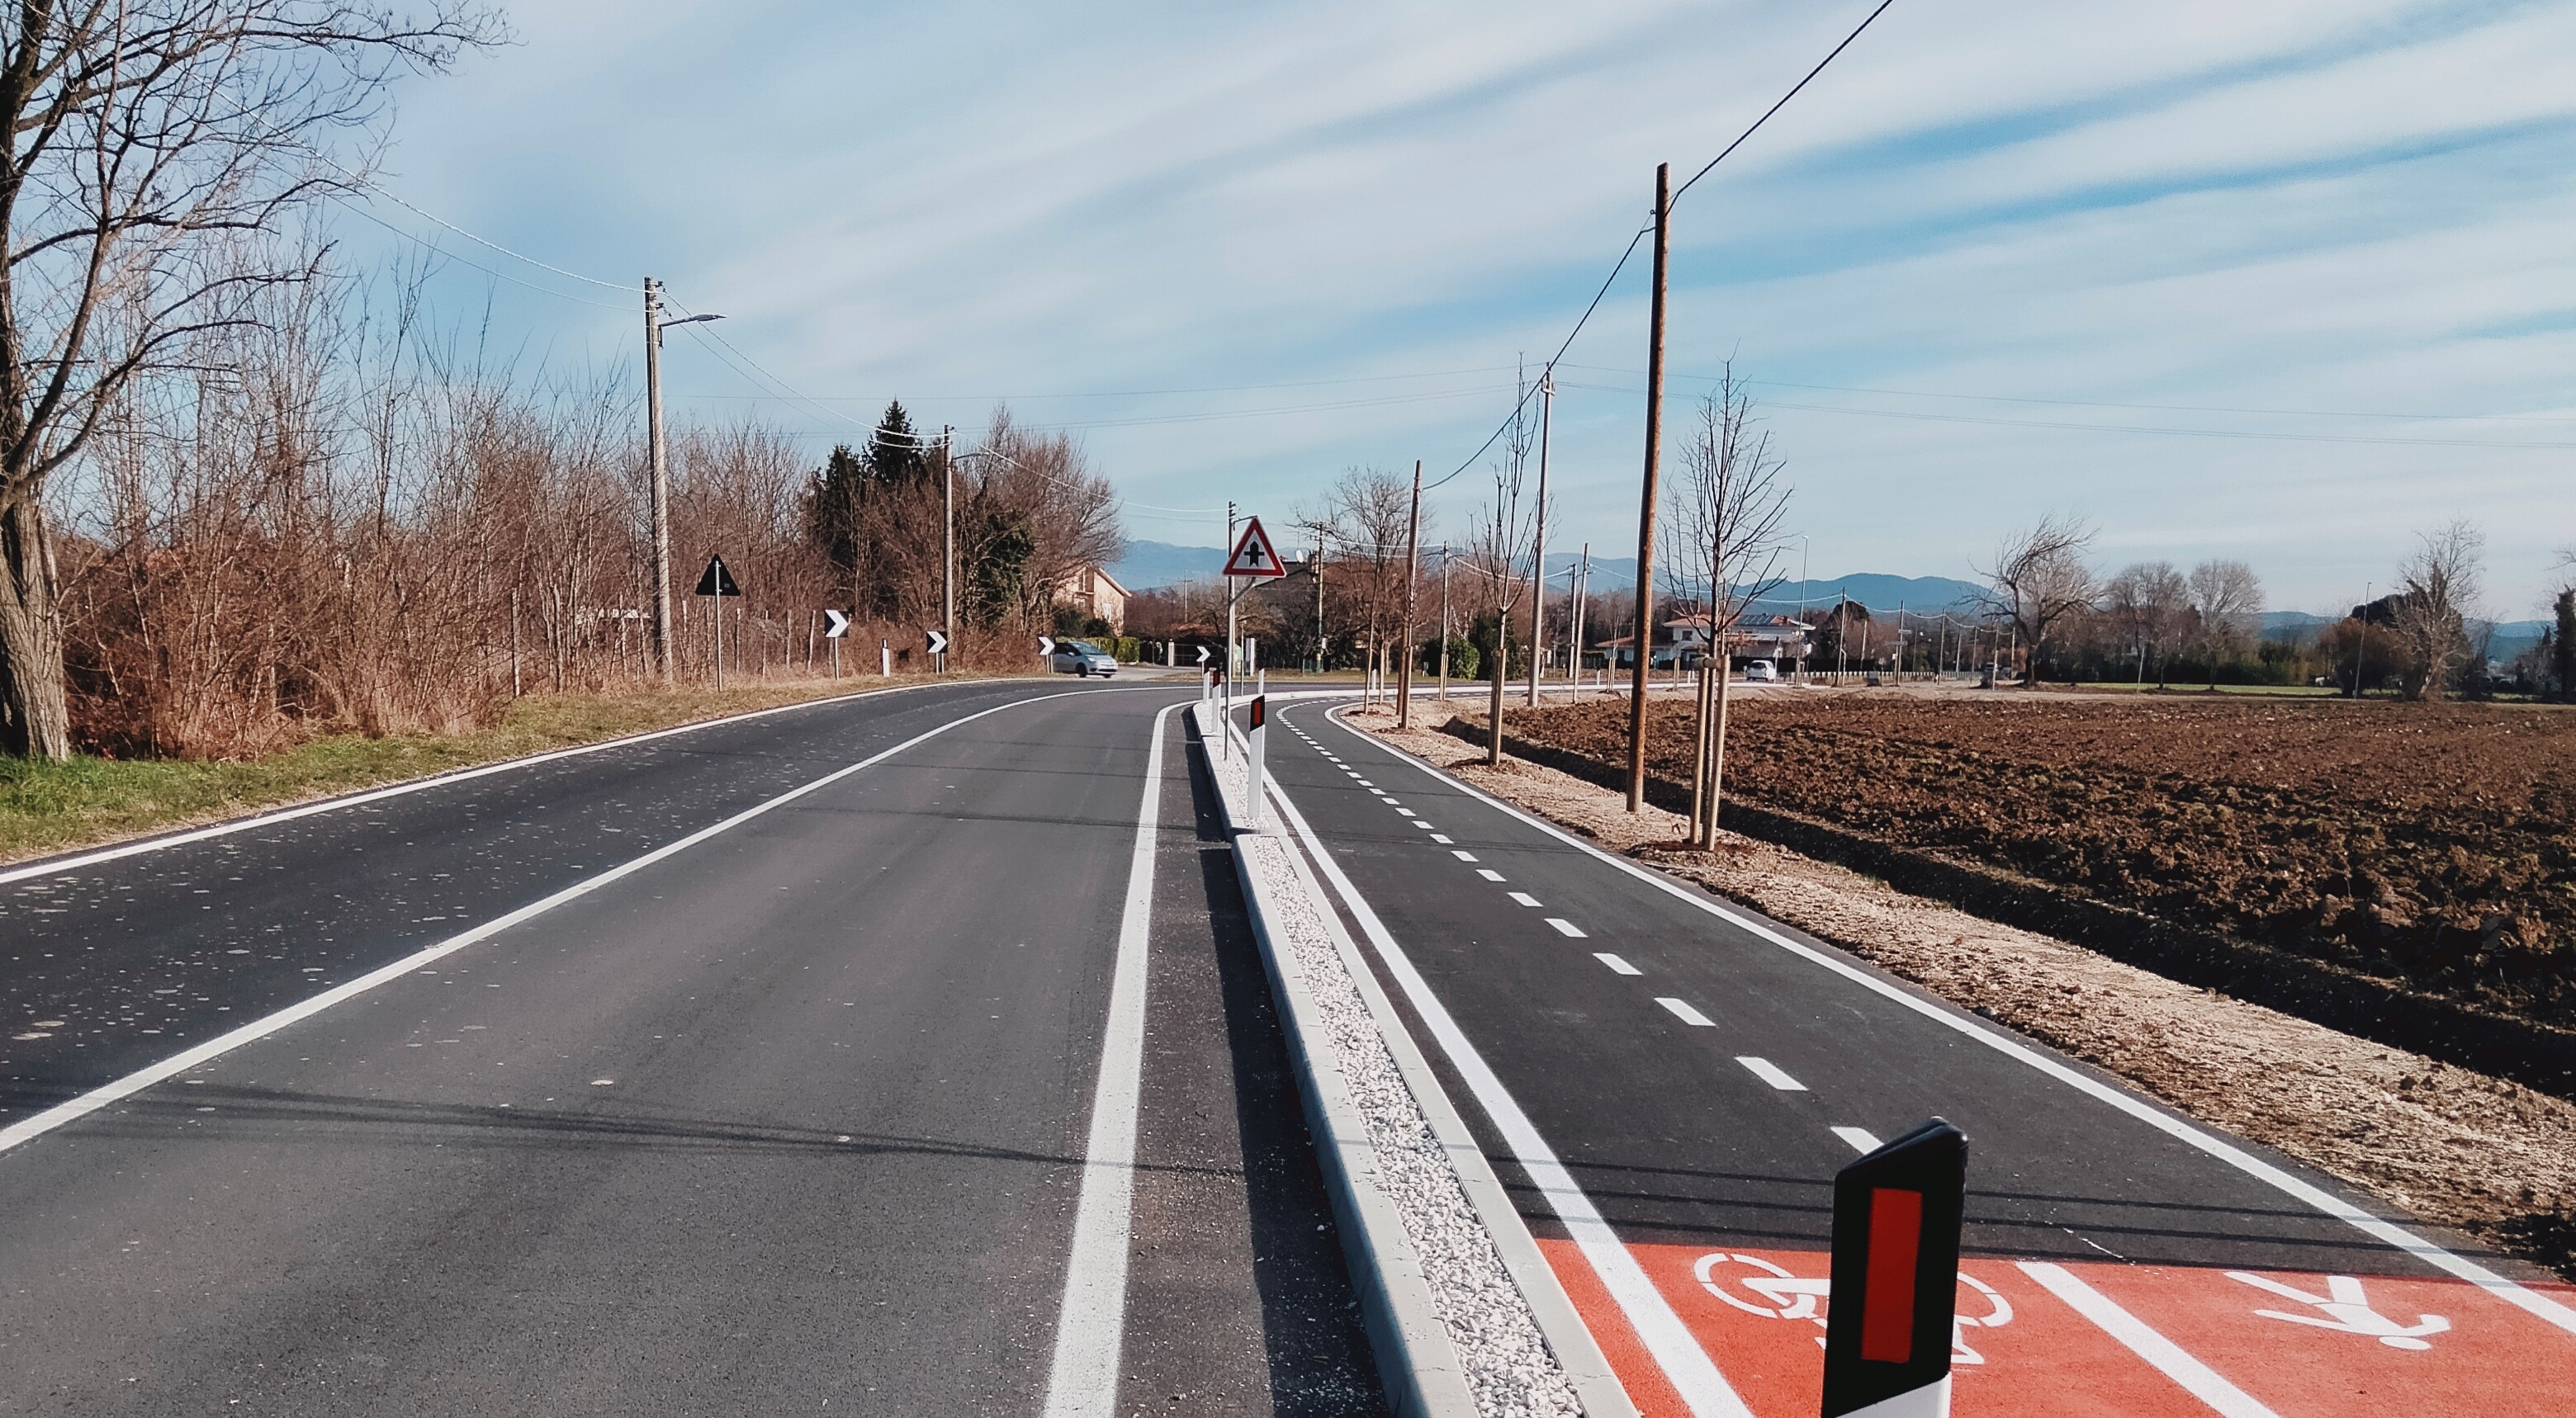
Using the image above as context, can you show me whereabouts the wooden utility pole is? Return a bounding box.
[644,278,675,684]
[1437,546,1451,701]
[1527,371,1553,707]
[941,425,955,674]
[1399,460,1422,727]
[1626,163,1671,812]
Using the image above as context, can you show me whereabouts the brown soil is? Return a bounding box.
[1347,705,2576,1281]
[1503,692,2576,1028]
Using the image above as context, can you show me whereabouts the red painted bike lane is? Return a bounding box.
[1541,1239,2576,1416]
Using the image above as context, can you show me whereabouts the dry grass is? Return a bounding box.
[1347,706,2576,1280]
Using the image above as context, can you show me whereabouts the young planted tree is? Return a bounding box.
[1470,366,1541,765]
[2185,558,2263,689]
[2390,520,2484,702]
[1659,368,1789,847]
[1977,515,2095,683]
[0,0,501,758]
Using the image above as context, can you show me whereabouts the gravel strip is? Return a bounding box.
[1206,721,1584,1417]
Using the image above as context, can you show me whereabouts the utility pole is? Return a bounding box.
[645,279,674,684]
[1314,527,1326,674]
[1437,545,1451,701]
[1399,460,1422,728]
[942,425,955,674]
[1224,501,1238,753]
[1625,163,1671,813]
[1527,369,1553,707]
[1574,543,1590,693]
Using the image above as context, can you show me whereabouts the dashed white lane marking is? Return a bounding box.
[1264,775,1756,1418]
[1508,891,1543,907]
[1413,821,1437,830]
[1656,998,1716,1027]
[1477,869,1506,882]
[1545,918,1586,938]
[1430,834,1454,844]
[2019,1264,2284,1418]
[1395,808,1418,817]
[1735,1056,1807,1091]
[1595,953,1643,976]
[1041,700,1181,1418]
[1453,850,1480,862]
[1831,1127,1881,1153]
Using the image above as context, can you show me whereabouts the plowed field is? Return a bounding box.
[1508,692,2576,1026]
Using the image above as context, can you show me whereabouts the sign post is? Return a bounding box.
[1247,695,1267,829]
[1222,517,1286,759]
[824,608,850,678]
[693,555,742,689]
[926,628,949,674]
[1821,1118,1968,1418]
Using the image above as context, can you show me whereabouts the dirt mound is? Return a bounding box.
[1509,692,2576,1027]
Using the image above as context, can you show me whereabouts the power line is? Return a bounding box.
[1432,0,1898,490]
[670,366,1524,403]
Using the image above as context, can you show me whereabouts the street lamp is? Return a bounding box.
[643,277,723,684]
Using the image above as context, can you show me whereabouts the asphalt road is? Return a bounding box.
[1259,697,2576,1418]
[0,680,1380,1416]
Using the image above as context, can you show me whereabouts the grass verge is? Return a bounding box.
[0,674,1000,867]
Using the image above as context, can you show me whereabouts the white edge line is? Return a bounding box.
[1041,701,1177,1417]
[1327,707,2576,1338]
[0,678,1025,886]
[1263,743,1756,1418]
[0,689,1102,1158]
[2018,1263,2283,1418]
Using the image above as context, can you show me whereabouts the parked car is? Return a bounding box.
[1744,659,1778,683]
[1051,640,1119,677]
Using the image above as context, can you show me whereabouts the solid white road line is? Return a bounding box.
[2019,1264,2283,1418]
[1546,918,1587,938]
[1332,707,2576,1340]
[1656,998,1716,1028]
[1039,701,1177,1418]
[0,689,1108,1159]
[1735,1056,1807,1091]
[1264,780,1755,1418]
[1508,891,1543,907]
[1477,869,1507,882]
[1831,1127,1882,1154]
[0,678,989,887]
[1595,953,1643,976]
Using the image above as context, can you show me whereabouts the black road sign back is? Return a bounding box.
[1821,1118,1968,1417]
[693,555,742,598]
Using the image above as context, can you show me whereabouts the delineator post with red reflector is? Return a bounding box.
[1822,1118,1968,1417]
[1246,695,1267,828]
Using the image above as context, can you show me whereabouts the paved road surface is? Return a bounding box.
[0,682,1381,1416]
[1260,699,2576,1418]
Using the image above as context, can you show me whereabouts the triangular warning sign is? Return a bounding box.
[1223,517,1286,579]
[693,555,741,597]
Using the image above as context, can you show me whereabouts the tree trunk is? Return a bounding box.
[0,497,72,760]
[1486,617,1508,766]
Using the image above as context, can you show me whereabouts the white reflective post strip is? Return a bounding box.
[1838,1374,1952,1418]
[2019,1264,2282,1418]
[1265,779,1756,1418]
[1040,701,1178,1417]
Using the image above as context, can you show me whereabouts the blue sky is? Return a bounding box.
[349,0,2576,614]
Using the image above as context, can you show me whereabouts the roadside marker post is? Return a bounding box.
[824,608,849,678]
[879,638,892,677]
[1247,695,1268,828]
[1823,1118,1968,1418]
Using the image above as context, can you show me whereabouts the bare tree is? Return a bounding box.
[2100,560,2187,686]
[2390,520,2484,702]
[2185,558,2263,690]
[1469,364,1540,764]
[2551,547,2576,702]
[1660,367,1789,847]
[1,0,503,758]
[1298,466,1413,684]
[1977,515,2095,683]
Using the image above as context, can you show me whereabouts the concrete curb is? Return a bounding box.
[1191,700,1634,1418]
